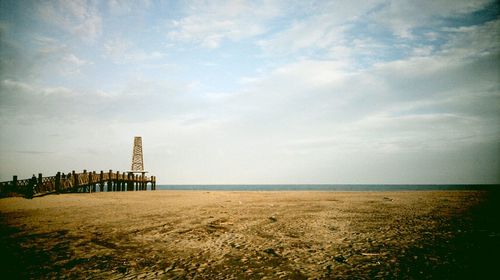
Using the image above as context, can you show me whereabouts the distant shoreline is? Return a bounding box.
[155,184,499,191]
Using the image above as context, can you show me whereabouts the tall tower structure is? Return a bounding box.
[131,136,145,172]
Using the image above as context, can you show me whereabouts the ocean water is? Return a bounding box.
[156,184,498,191]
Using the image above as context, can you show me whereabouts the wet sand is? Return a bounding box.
[0,190,498,279]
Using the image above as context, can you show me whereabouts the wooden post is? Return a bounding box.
[91,171,97,192]
[26,175,36,199]
[108,170,113,191]
[126,172,130,191]
[61,173,66,192]
[116,171,120,191]
[120,172,124,191]
[126,173,129,191]
[87,171,91,193]
[91,171,95,192]
[122,173,126,191]
[121,172,125,191]
[12,175,17,194]
[55,172,61,193]
[99,171,104,192]
[37,173,43,193]
[89,171,92,192]
[83,170,89,193]
[71,170,80,192]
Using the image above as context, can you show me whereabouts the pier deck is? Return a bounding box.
[0,170,157,198]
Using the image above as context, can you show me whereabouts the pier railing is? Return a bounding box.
[0,170,157,198]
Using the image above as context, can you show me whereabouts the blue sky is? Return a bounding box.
[0,0,499,184]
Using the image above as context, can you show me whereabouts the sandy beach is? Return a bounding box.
[0,190,498,279]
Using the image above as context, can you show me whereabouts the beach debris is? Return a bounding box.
[165,262,176,273]
[117,265,128,274]
[383,197,393,201]
[334,255,347,263]
[325,264,333,276]
[362,253,380,256]
[268,216,278,222]
[263,248,279,257]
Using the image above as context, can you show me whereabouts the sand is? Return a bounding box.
[0,190,498,279]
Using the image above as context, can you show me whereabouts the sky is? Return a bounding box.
[0,0,499,184]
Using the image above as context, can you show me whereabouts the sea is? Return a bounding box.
[155,184,498,191]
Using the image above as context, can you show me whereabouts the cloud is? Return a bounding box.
[0,79,76,122]
[1,79,74,97]
[440,18,500,58]
[258,0,384,56]
[15,150,54,155]
[108,0,152,16]
[167,0,282,48]
[63,53,91,66]
[28,35,93,76]
[0,76,210,126]
[283,112,480,155]
[225,17,500,160]
[258,0,496,68]
[373,0,493,38]
[0,0,498,183]
[104,37,166,64]
[37,0,102,41]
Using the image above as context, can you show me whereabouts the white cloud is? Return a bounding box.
[258,0,496,66]
[104,37,166,64]
[167,0,283,48]
[258,18,345,55]
[37,0,102,41]
[1,0,498,183]
[26,35,93,76]
[284,111,481,155]
[63,53,91,66]
[374,0,493,38]
[108,0,152,15]
[350,112,485,151]
[257,0,384,56]
[223,16,500,163]
[440,18,500,58]
[0,76,209,127]
[1,79,74,97]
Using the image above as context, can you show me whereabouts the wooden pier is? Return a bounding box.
[0,170,157,198]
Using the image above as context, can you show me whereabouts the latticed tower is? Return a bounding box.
[131,136,145,172]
